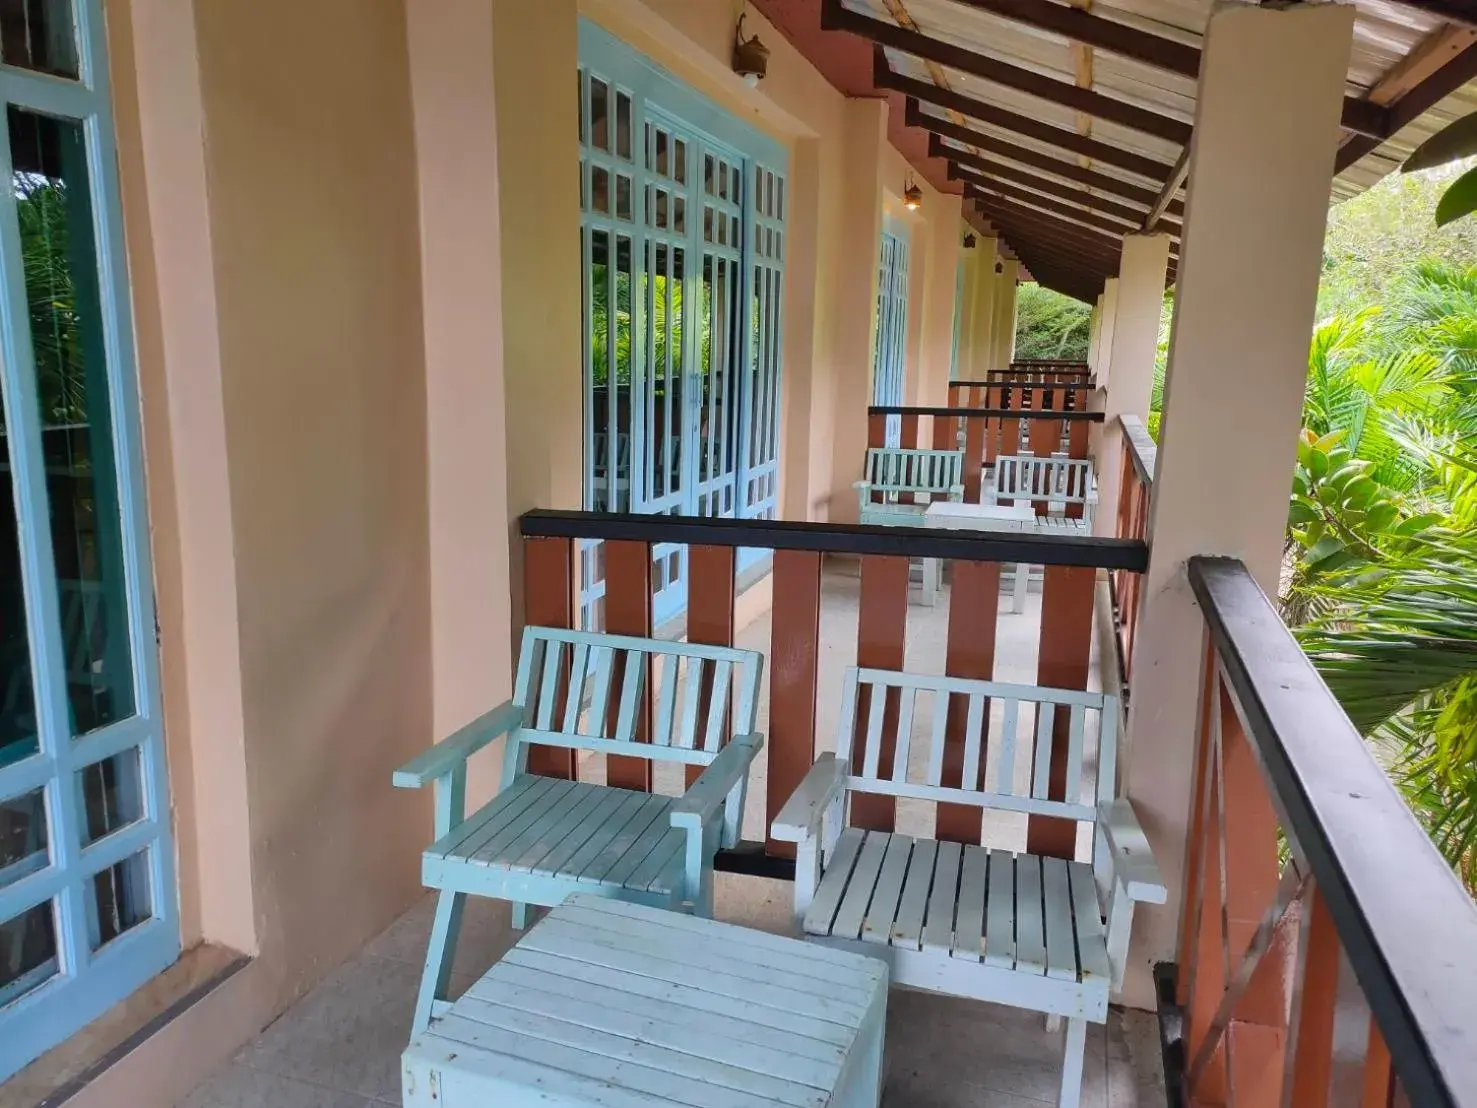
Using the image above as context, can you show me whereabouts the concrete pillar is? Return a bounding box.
[916,194,963,406]
[1095,277,1119,388]
[410,0,516,753]
[826,97,887,521]
[991,260,1020,370]
[1122,0,1355,1009]
[492,0,583,581]
[1086,294,1103,373]
[1093,233,1171,537]
[967,243,998,379]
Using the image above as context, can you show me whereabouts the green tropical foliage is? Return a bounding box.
[1013,283,1091,360]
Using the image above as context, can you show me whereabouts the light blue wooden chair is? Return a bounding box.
[854,446,964,527]
[773,667,1164,1108]
[394,626,764,1034]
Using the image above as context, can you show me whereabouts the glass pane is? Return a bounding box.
[11,108,137,737]
[0,787,46,885]
[589,230,610,513]
[0,898,57,1005]
[655,129,668,177]
[613,235,632,512]
[0,0,76,79]
[674,139,687,184]
[576,70,584,141]
[674,196,686,235]
[615,175,632,222]
[79,747,143,845]
[591,165,610,214]
[90,848,149,950]
[590,78,609,151]
[615,92,632,161]
[1,435,38,769]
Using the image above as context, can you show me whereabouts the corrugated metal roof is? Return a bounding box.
[821,0,1477,295]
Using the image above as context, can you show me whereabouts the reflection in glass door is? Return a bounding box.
[578,22,787,629]
[873,225,910,447]
[0,0,177,1081]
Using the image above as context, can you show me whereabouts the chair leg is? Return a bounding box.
[511,902,529,930]
[413,891,465,1036]
[1057,1018,1088,1108]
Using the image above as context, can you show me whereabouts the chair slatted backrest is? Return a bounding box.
[996,455,1094,506]
[833,667,1117,826]
[509,627,763,772]
[864,447,964,503]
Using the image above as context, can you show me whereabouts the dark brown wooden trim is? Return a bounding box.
[686,545,736,788]
[1336,39,1477,172]
[868,404,1103,420]
[821,0,1192,144]
[520,511,1150,571]
[603,540,653,791]
[972,192,1127,254]
[949,161,1176,232]
[523,536,577,779]
[945,0,1199,77]
[940,559,1001,844]
[768,550,823,858]
[851,556,909,832]
[1188,555,1477,1108]
[937,134,1178,214]
[965,178,1145,241]
[1027,564,1096,858]
[890,74,1173,182]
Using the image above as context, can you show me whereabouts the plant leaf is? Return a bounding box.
[1403,111,1477,173]
[1435,165,1477,228]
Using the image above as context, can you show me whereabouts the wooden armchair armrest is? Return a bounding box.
[671,733,764,831]
[771,755,849,843]
[393,700,523,789]
[1097,799,1166,904]
[948,484,965,501]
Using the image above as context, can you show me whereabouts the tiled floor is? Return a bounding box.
[183,566,1164,1107]
[183,884,1165,1108]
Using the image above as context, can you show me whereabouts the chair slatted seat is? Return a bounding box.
[773,667,1164,1108]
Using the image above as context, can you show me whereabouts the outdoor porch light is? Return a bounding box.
[732,14,769,87]
[963,232,977,248]
[904,175,923,211]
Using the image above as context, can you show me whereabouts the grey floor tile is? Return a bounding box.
[180,1065,380,1108]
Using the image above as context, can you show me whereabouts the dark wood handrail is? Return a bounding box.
[521,510,1148,572]
[1188,556,1477,1108]
[1119,414,1156,486]
[869,405,1104,422]
[950,379,1096,390]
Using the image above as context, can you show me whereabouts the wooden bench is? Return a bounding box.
[772,667,1164,1108]
[989,454,1096,527]
[394,626,764,1035]
[855,447,964,605]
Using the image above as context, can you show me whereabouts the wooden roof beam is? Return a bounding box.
[1336,32,1477,172]
[945,159,1180,233]
[933,133,1186,217]
[962,180,1181,255]
[820,0,1192,144]
[974,201,1125,264]
[941,0,1386,138]
[879,51,1174,182]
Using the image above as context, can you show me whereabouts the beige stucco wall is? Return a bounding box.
[91,1,434,1102]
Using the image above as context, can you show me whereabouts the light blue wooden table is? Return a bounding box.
[401,894,889,1107]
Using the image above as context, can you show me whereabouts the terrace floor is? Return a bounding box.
[181,563,1166,1108]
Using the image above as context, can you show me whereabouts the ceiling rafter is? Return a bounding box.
[943,159,1181,232]
[890,74,1173,180]
[962,180,1181,255]
[1335,33,1477,172]
[974,202,1125,263]
[933,133,1185,216]
[820,0,1193,144]
[940,0,1386,138]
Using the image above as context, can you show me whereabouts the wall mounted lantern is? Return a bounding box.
[733,14,770,87]
[903,175,923,211]
[962,232,977,249]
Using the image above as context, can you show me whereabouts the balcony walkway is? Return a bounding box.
[181,564,1166,1108]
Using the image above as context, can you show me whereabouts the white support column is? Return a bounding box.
[1093,233,1171,536]
[1121,1,1355,1009]
[1094,277,1119,389]
[967,242,998,380]
[1086,294,1104,372]
[992,260,1020,370]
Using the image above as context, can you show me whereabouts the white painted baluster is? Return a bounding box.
[1032,702,1056,799]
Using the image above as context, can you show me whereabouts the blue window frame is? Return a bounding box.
[0,0,177,1081]
[578,21,787,630]
[873,222,910,446]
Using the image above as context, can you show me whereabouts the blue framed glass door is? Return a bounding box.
[1,0,177,1080]
[578,21,787,629]
[873,223,910,446]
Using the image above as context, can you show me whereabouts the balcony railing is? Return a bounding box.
[1113,414,1156,691]
[869,400,1102,502]
[518,509,1146,862]
[1178,556,1477,1107]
